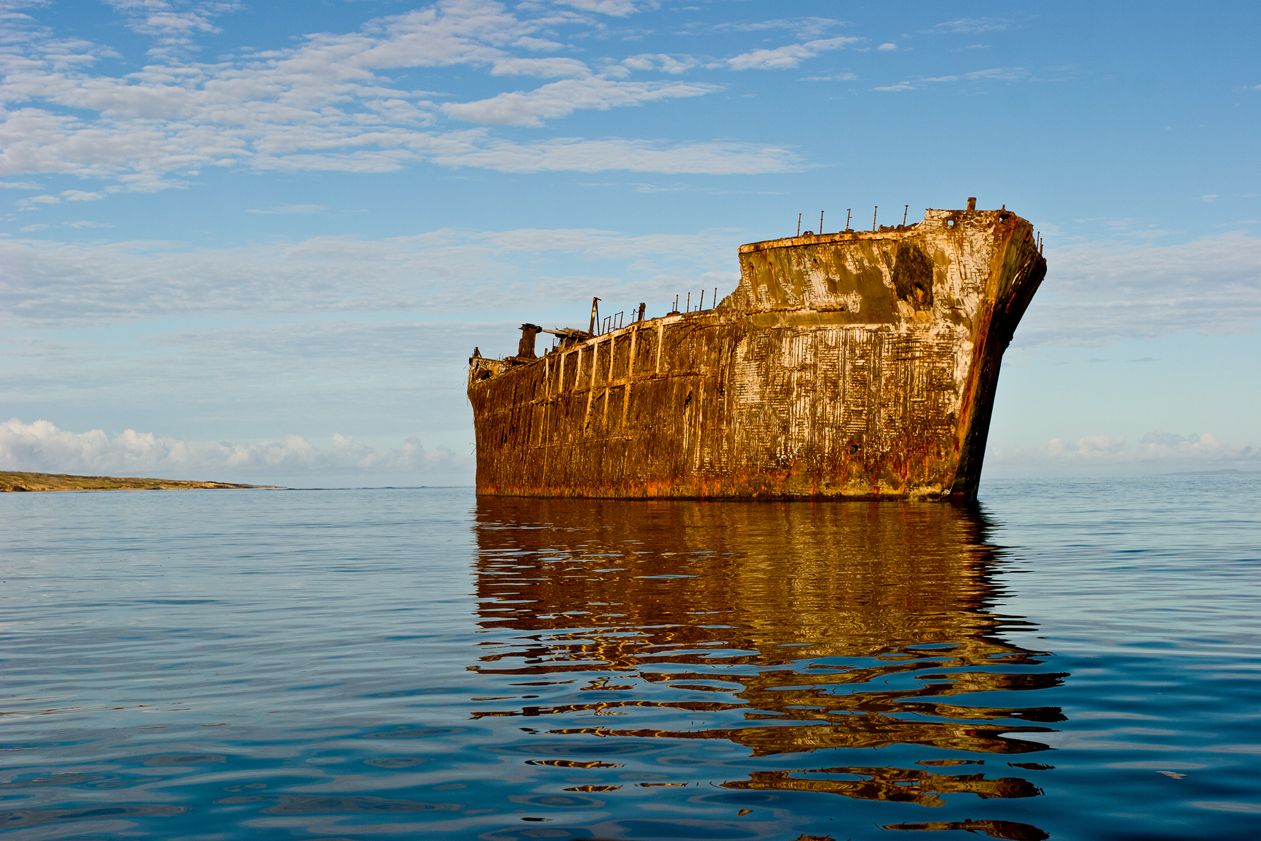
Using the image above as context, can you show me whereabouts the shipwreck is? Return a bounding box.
[467,199,1046,501]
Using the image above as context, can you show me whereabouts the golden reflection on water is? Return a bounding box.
[472,499,1064,840]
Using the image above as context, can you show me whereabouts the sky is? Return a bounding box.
[2,0,1259,487]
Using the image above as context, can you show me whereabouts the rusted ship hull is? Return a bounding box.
[468,204,1045,501]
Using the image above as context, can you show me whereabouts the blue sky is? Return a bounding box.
[2,0,1259,486]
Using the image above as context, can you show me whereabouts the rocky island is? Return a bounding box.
[0,471,274,492]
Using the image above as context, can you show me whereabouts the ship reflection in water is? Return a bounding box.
[471,499,1065,841]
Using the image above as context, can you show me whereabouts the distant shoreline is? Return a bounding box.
[0,471,278,492]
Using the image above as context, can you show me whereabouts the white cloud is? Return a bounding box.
[931,17,1011,35]
[489,56,591,78]
[442,77,717,126]
[16,193,60,210]
[0,0,783,185]
[1020,231,1261,344]
[708,18,846,39]
[6,222,1254,341]
[245,203,328,215]
[992,431,1259,469]
[621,53,698,75]
[555,0,638,17]
[515,35,565,52]
[0,225,739,324]
[103,0,241,59]
[874,66,1025,92]
[1137,431,1238,457]
[877,42,897,52]
[801,71,858,82]
[1045,434,1127,458]
[0,417,462,483]
[434,137,800,174]
[4,218,1255,342]
[727,35,861,71]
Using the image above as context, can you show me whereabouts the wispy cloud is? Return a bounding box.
[0,0,793,187]
[441,77,717,127]
[432,138,799,174]
[991,431,1259,469]
[5,224,1256,343]
[555,0,639,17]
[245,203,328,215]
[874,66,1026,92]
[0,317,500,443]
[104,0,241,60]
[1019,231,1261,345]
[620,53,699,75]
[726,35,860,71]
[0,417,464,483]
[0,225,740,325]
[930,17,1012,35]
[706,17,847,39]
[60,189,103,201]
[489,56,591,78]
[801,71,858,82]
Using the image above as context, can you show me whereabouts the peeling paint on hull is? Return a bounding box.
[468,206,1046,501]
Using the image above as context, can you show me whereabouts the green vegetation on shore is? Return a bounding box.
[0,471,275,492]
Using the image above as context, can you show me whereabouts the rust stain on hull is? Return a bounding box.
[468,204,1046,501]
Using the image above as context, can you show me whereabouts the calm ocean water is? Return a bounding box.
[2,476,1259,840]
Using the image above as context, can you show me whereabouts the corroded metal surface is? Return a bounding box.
[468,205,1045,500]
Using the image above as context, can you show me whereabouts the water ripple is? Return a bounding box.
[1,479,1259,838]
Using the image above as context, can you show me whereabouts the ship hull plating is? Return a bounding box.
[468,207,1045,501]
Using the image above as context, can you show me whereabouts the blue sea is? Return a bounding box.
[2,475,1259,840]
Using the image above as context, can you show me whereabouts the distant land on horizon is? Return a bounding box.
[0,471,277,493]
